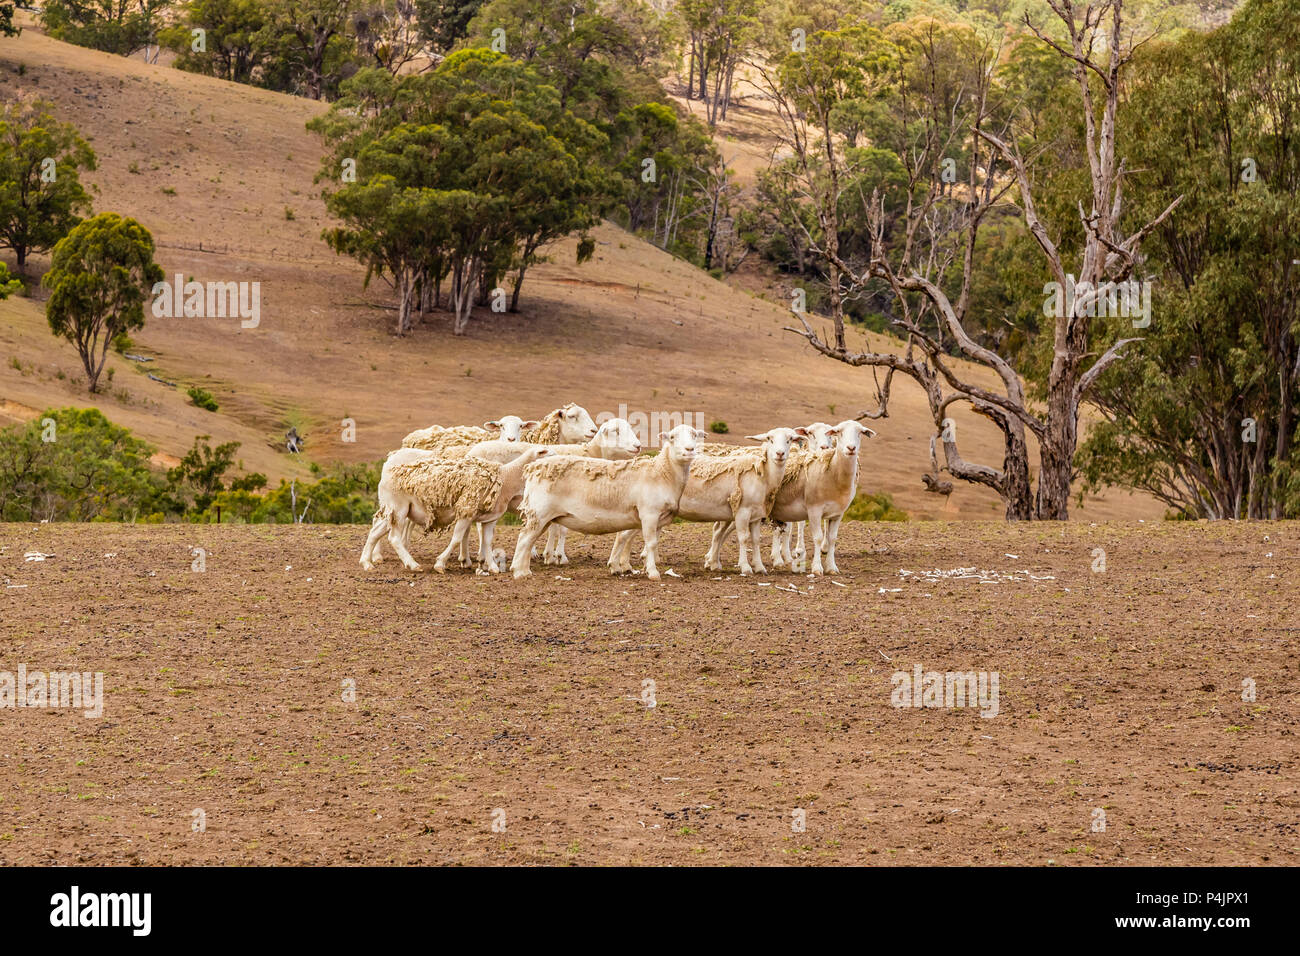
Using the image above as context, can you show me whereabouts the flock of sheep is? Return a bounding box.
[359,403,875,581]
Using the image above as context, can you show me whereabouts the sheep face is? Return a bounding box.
[827,420,876,460]
[745,427,801,465]
[560,404,598,442]
[660,424,705,463]
[593,417,642,458]
[484,415,538,443]
[798,422,837,451]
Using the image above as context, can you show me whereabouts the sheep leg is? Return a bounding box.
[543,525,570,565]
[620,532,638,573]
[825,514,843,574]
[748,517,767,575]
[608,530,635,574]
[640,512,664,582]
[480,521,500,572]
[807,506,828,575]
[385,513,423,572]
[734,508,758,575]
[767,522,783,568]
[435,518,473,572]
[511,513,552,579]
[704,521,727,571]
[360,511,390,570]
[788,523,801,565]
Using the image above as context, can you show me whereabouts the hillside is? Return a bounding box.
[0,22,1160,520]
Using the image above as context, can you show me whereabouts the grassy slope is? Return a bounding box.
[0,23,1159,519]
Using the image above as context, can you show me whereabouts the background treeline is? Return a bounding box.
[0,406,907,522]
[0,407,381,522]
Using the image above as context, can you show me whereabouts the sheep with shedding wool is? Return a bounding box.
[608,428,804,576]
[400,416,538,455]
[771,421,838,568]
[510,424,705,581]
[466,417,641,466]
[465,418,643,564]
[363,446,553,572]
[712,420,874,575]
[521,403,599,444]
[361,451,547,573]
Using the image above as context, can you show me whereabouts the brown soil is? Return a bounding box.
[0,520,1295,865]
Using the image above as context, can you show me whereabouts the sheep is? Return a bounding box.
[711,420,874,575]
[772,421,838,568]
[510,424,705,581]
[520,403,599,444]
[466,418,643,564]
[465,417,641,465]
[400,416,538,455]
[359,447,551,573]
[608,428,803,576]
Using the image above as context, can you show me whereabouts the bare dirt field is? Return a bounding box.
[0,520,1295,865]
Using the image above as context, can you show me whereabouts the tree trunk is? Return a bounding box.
[510,263,527,313]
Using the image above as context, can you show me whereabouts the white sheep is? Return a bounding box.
[400,416,538,455]
[466,418,643,564]
[510,424,705,581]
[712,420,874,575]
[772,421,838,568]
[359,447,551,573]
[466,417,641,465]
[520,403,599,444]
[608,428,803,576]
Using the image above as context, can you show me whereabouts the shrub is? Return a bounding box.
[187,386,218,411]
[844,491,908,522]
[709,420,729,434]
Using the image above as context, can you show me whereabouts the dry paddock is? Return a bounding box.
[0,520,1296,866]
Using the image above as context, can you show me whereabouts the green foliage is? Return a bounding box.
[196,460,381,523]
[1,2,17,37]
[312,50,611,331]
[187,385,219,411]
[1078,0,1300,519]
[0,408,169,521]
[41,0,171,56]
[0,408,382,522]
[43,212,164,392]
[161,0,270,82]
[167,433,241,511]
[0,261,20,299]
[708,420,728,434]
[843,490,908,521]
[0,98,97,274]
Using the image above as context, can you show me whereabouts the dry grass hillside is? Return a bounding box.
[0,22,1159,519]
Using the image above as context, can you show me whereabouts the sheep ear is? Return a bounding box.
[827,426,841,436]
[861,426,877,438]
[694,427,708,440]
[659,432,670,444]
[522,420,540,429]
[794,427,810,436]
[484,421,502,432]
[744,433,767,442]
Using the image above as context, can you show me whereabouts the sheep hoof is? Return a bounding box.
[512,567,531,580]
[360,560,374,571]
[556,554,569,565]
[753,564,767,575]
[404,562,422,572]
